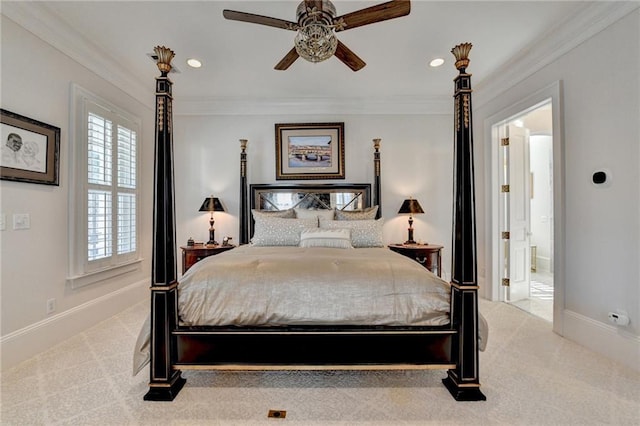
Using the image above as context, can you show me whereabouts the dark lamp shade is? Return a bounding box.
[398,198,424,215]
[199,197,225,212]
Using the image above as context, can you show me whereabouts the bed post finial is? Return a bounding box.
[451,43,472,72]
[443,43,486,402]
[373,139,382,219]
[239,139,249,245]
[154,46,175,76]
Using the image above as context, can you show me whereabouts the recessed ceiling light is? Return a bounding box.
[186,58,202,68]
[429,58,445,67]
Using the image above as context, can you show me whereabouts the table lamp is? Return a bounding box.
[398,198,424,244]
[199,196,225,245]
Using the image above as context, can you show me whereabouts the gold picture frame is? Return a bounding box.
[275,122,345,180]
[1,109,60,185]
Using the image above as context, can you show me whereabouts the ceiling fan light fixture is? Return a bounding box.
[294,23,338,63]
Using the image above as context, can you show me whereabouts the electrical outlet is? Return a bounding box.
[13,213,30,230]
[607,311,629,326]
[46,298,56,315]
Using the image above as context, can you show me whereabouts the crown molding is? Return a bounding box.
[474,1,640,107]
[173,95,452,116]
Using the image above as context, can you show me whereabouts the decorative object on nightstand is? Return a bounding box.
[397,198,424,244]
[388,243,444,277]
[199,196,225,245]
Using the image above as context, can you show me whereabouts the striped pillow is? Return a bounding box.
[299,228,352,249]
[320,218,384,248]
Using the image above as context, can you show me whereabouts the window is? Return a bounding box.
[68,85,141,288]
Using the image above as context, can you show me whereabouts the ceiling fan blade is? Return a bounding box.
[334,0,411,32]
[275,48,300,70]
[334,41,366,72]
[223,9,297,31]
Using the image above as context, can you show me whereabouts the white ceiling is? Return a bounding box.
[3,1,634,114]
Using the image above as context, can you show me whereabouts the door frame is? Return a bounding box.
[485,81,565,335]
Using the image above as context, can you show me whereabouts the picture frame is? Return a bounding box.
[1,109,60,185]
[275,122,345,180]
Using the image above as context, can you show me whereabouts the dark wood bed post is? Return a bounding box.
[442,43,486,401]
[239,139,249,244]
[144,46,186,401]
[373,138,382,219]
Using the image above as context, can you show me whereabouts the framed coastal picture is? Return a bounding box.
[275,122,345,180]
[1,109,60,185]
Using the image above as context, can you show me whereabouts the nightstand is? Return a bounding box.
[388,243,443,277]
[180,244,235,273]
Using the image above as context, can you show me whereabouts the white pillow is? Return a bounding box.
[294,208,335,222]
[299,228,353,249]
[252,217,318,246]
[335,205,379,221]
[251,208,295,219]
[320,218,384,248]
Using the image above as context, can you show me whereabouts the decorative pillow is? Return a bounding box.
[320,218,384,248]
[299,228,352,249]
[335,205,379,221]
[252,208,295,219]
[294,208,335,222]
[251,217,318,246]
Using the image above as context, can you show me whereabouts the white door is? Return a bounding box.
[505,124,531,302]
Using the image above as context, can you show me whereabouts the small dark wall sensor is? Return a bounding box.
[591,169,612,187]
[592,171,607,184]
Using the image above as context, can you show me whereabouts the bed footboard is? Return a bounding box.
[173,328,455,368]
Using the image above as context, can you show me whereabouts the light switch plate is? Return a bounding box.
[13,213,30,230]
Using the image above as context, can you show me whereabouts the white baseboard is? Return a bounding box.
[1,280,148,371]
[563,309,640,372]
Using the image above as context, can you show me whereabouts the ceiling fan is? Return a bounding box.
[223,0,411,72]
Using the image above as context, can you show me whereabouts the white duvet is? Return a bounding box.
[178,245,451,327]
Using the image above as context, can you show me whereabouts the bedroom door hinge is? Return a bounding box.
[502,231,510,240]
[502,278,510,287]
[501,185,510,193]
[501,137,510,146]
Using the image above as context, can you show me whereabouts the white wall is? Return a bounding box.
[0,17,153,369]
[474,10,639,369]
[172,114,455,279]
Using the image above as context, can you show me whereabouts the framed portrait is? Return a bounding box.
[275,122,345,180]
[1,109,60,185]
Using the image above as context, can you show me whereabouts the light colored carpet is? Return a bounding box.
[2,298,639,425]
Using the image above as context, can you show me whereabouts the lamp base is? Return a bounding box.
[207,227,217,246]
[405,226,416,245]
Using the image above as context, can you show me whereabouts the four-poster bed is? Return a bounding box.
[142,43,485,402]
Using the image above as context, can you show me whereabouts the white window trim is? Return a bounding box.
[67,84,142,288]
